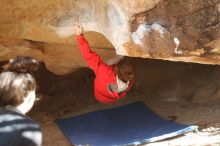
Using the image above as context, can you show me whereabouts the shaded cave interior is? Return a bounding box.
[26,57,220,125]
[1,52,220,146]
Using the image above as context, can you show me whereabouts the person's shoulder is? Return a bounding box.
[0,108,42,146]
[0,107,25,119]
[0,108,40,128]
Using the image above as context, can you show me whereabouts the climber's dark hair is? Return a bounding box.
[117,56,134,69]
[0,56,39,106]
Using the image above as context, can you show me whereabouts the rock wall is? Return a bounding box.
[0,0,219,74]
[130,0,220,63]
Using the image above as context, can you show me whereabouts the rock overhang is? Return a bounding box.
[0,0,219,74]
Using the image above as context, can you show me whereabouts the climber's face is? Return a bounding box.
[116,63,134,83]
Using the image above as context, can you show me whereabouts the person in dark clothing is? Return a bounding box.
[0,56,42,146]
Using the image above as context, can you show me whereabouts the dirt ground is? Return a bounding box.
[29,58,220,146]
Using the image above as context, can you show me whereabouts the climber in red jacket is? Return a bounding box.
[73,25,135,103]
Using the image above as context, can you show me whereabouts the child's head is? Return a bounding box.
[116,56,134,82]
[0,56,39,114]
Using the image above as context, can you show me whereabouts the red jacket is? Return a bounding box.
[77,34,134,103]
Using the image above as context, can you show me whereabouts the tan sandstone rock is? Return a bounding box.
[0,0,219,74]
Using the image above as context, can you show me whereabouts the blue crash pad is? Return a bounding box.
[56,101,197,146]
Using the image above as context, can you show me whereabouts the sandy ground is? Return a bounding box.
[28,59,220,146]
[29,90,220,146]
